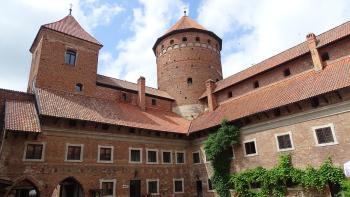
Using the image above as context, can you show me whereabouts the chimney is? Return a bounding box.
[137,76,146,111]
[306,33,323,71]
[206,79,217,111]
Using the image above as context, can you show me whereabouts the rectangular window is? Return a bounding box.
[98,145,113,163]
[313,124,338,146]
[23,142,45,161]
[129,148,142,163]
[173,178,184,193]
[100,179,116,197]
[147,179,159,195]
[65,144,83,162]
[162,150,172,164]
[192,151,200,164]
[65,50,76,65]
[275,132,294,151]
[176,151,185,164]
[208,179,214,191]
[244,139,258,156]
[146,149,158,164]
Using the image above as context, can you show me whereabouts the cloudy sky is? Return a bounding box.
[1,0,350,91]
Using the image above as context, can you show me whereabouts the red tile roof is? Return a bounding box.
[43,15,101,46]
[191,55,350,132]
[166,16,207,34]
[200,20,350,98]
[5,100,41,133]
[35,88,190,133]
[97,75,174,100]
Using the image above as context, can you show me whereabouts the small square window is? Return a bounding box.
[187,77,193,85]
[176,151,185,164]
[228,91,233,98]
[147,179,159,195]
[162,150,172,164]
[151,98,157,106]
[195,37,200,42]
[284,68,291,76]
[66,144,83,162]
[275,132,294,151]
[321,52,330,61]
[254,81,259,88]
[98,145,113,163]
[182,37,187,42]
[192,151,200,164]
[244,139,257,156]
[173,178,184,193]
[100,179,116,197]
[313,124,338,146]
[170,40,174,45]
[75,83,83,92]
[65,50,76,65]
[24,142,45,161]
[146,149,158,164]
[129,148,142,163]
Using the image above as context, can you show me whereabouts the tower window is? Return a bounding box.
[75,83,83,92]
[195,37,200,42]
[65,50,76,65]
[228,91,233,98]
[170,40,174,45]
[152,98,157,106]
[182,37,187,42]
[284,68,291,77]
[187,78,193,85]
[161,45,164,49]
[207,39,211,44]
[253,81,259,88]
[321,52,330,61]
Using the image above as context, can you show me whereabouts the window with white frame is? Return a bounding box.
[147,179,159,195]
[312,123,338,146]
[65,144,84,162]
[173,178,184,193]
[129,148,142,163]
[162,150,172,164]
[243,139,258,156]
[98,145,113,163]
[23,142,45,161]
[275,132,294,151]
[146,149,158,164]
[100,179,116,197]
[176,151,185,164]
[192,151,200,164]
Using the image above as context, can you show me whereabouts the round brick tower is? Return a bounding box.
[153,15,223,119]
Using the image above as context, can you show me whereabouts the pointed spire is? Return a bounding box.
[165,15,206,34]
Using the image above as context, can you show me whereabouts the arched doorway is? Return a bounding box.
[8,179,39,197]
[52,177,84,197]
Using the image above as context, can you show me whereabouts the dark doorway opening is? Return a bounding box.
[53,177,84,197]
[130,180,141,197]
[196,180,203,197]
[8,179,39,197]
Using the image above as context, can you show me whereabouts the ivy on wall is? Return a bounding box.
[204,119,240,197]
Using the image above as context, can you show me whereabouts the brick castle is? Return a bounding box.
[0,11,350,197]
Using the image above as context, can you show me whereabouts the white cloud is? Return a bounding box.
[0,0,122,91]
[100,0,187,88]
[197,0,350,78]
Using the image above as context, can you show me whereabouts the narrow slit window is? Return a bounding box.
[152,98,157,106]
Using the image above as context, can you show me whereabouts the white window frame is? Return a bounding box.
[97,145,114,163]
[175,151,186,164]
[146,149,159,164]
[129,147,142,164]
[173,178,184,194]
[100,179,116,197]
[243,138,258,157]
[65,143,84,162]
[23,141,46,162]
[312,123,338,147]
[275,132,295,152]
[207,178,214,192]
[192,151,201,164]
[146,179,159,195]
[161,150,172,164]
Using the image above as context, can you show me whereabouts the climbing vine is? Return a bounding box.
[204,119,240,197]
[230,154,345,197]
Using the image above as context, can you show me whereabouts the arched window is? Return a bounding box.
[65,49,76,65]
[187,77,193,85]
[75,83,83,92]
[182,37,187,42]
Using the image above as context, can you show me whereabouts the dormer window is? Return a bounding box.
[65,50,76,65]
[75,83,83,92]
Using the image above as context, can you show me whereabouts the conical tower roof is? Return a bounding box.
[165,16,207,34]
[43,15,101,45]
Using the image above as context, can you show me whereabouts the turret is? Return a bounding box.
[153,15,222,119]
